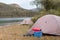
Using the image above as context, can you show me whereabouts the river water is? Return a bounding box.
[0,17,32,26]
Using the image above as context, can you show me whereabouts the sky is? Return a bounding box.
[0,0,36,9]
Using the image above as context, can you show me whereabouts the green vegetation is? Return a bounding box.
[31,0,60,23]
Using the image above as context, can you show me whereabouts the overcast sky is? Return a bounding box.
[0,0,36,9]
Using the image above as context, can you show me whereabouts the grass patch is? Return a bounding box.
[0,24,59,40]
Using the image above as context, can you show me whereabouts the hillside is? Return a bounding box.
[9,4,21,8]
[0,3,38,18]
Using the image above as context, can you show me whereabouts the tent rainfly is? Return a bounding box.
[28,15,60,35]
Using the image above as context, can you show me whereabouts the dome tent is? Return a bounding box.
[20,18,33,25]
[28,15,60,35]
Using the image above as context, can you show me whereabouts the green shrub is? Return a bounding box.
[31,15,40,23]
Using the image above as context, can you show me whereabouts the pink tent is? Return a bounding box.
[20,18,33,25]
[28,15,60,35]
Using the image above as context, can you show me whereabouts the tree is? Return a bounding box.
[31,0,60,11]
[30,0,41,8]
[41,0,54,11]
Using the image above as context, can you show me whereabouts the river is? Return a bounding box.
[0,17,32,26]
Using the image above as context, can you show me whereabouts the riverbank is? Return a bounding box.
[0,22,20,26]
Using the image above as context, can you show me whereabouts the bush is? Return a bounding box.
[31,15,40,23]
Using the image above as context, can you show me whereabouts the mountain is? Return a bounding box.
[0,3,38,18]
[30,8,40,12]
[9,4,20,8]
[30,7,44,12]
